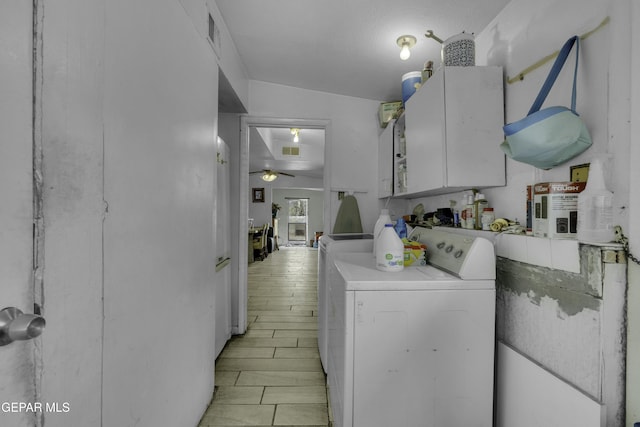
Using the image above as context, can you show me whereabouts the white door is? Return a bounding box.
[215,137,232,357]
[0,2,42,425]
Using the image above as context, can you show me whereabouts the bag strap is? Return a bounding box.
[528,35,580,115]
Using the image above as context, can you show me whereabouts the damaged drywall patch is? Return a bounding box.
[496,256,602,317]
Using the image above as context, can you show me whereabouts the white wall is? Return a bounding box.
[101,1,219,426]
[207,0,249,110]
[39,1,105,426]
[35,0,224,426]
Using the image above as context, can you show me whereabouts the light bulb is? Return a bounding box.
[399,43,411,60]
[293,134,299,143]
[396,35,416,61]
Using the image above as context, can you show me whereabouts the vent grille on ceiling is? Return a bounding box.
[208,14,215,42]
[207,13,221,56]
[282,146,300,156]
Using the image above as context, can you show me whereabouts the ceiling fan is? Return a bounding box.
[250,169,295,182]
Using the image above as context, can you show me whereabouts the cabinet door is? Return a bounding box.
[401,67,505,196]
[443,67,505,188]
[404,69,446,194]
[377,120,394,198]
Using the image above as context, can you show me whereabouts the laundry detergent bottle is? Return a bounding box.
[373,209,392,255]
[577,158,615,243]
[376,224,405,272]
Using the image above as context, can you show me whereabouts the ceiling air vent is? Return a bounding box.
[208,13,221,57]
[282,146,300,156]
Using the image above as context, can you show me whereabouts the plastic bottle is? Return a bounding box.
[577,158,615,243]
[459,196,468,229]
[450,200,460,227]
[394,218,407,239]
[421,60,434,83]
[373,209,392,254]
[376,224,405,272]
[481,207,495,231]
[464,195,475,229]
[474,194,489,230]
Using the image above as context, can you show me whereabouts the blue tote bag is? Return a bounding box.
[501,36,592,170]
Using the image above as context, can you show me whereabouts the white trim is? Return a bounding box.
[626,0,640,423]
[235,116,330,335]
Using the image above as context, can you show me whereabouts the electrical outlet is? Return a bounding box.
[570,163,590,182]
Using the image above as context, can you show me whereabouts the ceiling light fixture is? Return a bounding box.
[290,128,300,143]
[262,171,278,182]
[396,35,417,61]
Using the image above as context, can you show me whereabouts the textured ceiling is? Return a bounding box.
[216,0,509,102]
[249,127,325,179]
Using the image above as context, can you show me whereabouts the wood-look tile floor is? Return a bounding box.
[199,247,331,427]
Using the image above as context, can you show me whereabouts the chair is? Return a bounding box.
[252,223,269,261]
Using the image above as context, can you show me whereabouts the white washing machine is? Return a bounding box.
[327,227,496,427]
[318,233,373,373]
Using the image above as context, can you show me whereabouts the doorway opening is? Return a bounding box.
[286,198,308,247]
[234,117,331,335]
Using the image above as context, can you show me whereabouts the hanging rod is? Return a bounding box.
[330,187,368,195]
[507,16,610,84]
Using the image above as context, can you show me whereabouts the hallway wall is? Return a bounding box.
[101,1,218,426]
[37,0,224,426]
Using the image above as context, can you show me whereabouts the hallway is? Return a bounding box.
[199,247,330,426]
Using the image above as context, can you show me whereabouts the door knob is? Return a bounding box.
[0,307,46,346]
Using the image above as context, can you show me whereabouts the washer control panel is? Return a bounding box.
[409,227,495,280]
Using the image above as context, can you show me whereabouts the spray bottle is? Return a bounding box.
[577,158,615,243]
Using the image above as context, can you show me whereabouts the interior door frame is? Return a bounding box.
[0,2,42,424]
[235,116,330,334]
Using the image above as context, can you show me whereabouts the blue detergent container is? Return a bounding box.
[394,218,407,239]
[402,71,422,104]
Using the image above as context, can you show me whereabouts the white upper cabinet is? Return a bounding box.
[403,66,505,197]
